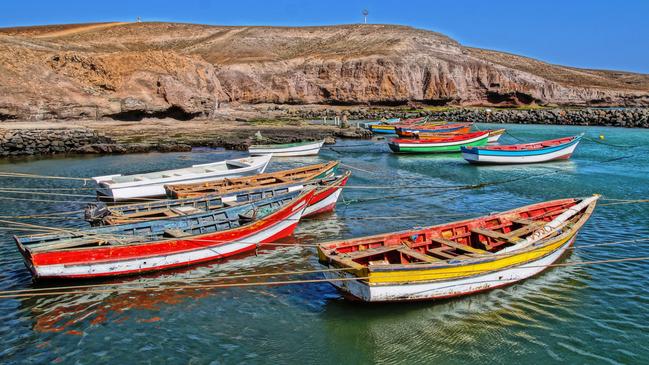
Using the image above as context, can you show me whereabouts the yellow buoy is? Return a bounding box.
[599,134,605,140]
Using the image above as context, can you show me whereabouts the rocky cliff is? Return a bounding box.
[1,22,648,121]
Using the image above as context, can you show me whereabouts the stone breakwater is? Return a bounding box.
[295,107,649,128]
[0,128,192,157]
[426,108,649,128]
[0,129,114,156]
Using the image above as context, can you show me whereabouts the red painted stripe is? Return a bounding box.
[307,175,348,206]
[305,202,338,217]
[36,221,303,279]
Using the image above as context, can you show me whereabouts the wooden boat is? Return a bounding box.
[388,131,490,153]
[368,117,434,134]
[369,124,399,134]
[317,195,600,302]
[248,140,324,157]
[15,189,315,280]
[93,155,272,202]
[166,161,339,199]
[395,123,472,137]
[414,128,506,143]
[85,171,351,226]
[461,135,582,164]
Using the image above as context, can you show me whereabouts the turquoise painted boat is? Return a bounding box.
[461,135,582,164]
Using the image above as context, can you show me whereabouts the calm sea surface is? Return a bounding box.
[1,123,648,364]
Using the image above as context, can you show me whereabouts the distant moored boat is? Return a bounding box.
[248,140,324,157]
[461,134,582,164]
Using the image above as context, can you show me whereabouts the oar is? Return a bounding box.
[500,194,601,254]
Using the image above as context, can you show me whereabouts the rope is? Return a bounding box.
[582,136,640,149]
[0,172,91,182]
[2,254,649,299]
[3,236,646,297]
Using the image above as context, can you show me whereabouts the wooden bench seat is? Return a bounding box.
[344,245,399,259]
[397,247,441,263]
[432,237,490,255]
[471,227,510,241]
[426,247,457,259]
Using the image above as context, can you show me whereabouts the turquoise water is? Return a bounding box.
[1,123,649,364]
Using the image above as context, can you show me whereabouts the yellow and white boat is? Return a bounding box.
[317,195,599,302]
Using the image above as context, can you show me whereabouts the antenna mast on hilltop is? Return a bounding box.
[362,9,369,24]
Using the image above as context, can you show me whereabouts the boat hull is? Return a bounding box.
[21,192,313,280]
[462,137,580,164]
[303,174,348,217]
[249,141,324,157]
[95,155,272,201]
[323,235,575,302]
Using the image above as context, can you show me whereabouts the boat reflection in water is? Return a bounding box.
[319,252,590,363]
[21,235,321,334]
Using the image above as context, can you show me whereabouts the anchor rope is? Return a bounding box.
[2,235,648,297]
[1,254,649,299]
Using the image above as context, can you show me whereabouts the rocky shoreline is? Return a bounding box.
[0,119,371,157]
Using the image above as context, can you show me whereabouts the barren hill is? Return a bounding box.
[0,22,647,120]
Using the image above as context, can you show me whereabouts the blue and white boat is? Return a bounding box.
[461,134,583,164]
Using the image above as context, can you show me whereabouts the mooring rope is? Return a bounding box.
[4,235,648,298]
[2,254,649,299]
[0,172,91,182]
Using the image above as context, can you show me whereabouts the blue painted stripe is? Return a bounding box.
[461,137,580,156]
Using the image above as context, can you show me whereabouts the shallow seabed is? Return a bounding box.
[1,123,648,364]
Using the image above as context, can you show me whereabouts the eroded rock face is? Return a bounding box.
[0,22,647,121]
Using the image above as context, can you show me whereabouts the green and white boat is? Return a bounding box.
[388,131,489,154]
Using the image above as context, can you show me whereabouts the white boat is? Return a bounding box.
[93,155,272,201]
[248,140,324,157]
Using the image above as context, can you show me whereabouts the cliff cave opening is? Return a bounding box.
[0,113,17,121]
[486,91,537,105]
[107,106,200,121]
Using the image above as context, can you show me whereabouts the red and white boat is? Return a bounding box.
[15,189,315,280]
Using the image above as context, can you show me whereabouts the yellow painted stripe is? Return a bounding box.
[367,233,574,284]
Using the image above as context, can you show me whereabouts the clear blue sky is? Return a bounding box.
[2,0,648,73]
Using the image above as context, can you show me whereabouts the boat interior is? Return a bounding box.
[321,198,586,268]
[167,162,338,197]
[99,158,263,184]
[18,192,300,253]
